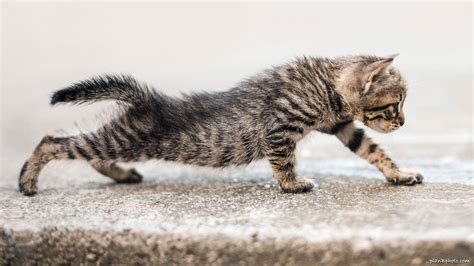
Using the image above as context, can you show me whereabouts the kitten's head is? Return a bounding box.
[341,54,407,133]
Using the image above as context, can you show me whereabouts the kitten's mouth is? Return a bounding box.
[382,124,402,133]
[390,124,401,131]
[364,122,399,133]
[373,126,390,133]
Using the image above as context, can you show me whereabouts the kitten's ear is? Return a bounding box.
[362,54,398,94]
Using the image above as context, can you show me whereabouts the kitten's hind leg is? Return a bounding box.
[90,160,143,184]
[19,158,45,196]
[19,136,70,196]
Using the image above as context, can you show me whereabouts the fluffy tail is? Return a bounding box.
[50,74,157,105]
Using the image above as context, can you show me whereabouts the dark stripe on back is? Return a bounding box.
[129,122,151,144]
[286,86,322,113]
[50,137,68,144]
[67,146,75,159]
[116,125,136,145]
[297,69,325,100]
[75,144,92,160]
[275,106,315,127]
[321,77,342,112]
[83,134,105,160]
[281,95,318,120]
[109,129,124,158]
[102,133,117,160]
[347,129,364,152]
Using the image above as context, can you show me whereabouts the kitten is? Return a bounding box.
[19,54,423,196]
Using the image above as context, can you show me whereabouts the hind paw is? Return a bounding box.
[115,169,143,184]
[280,176,315,193]
[19,161,38,196]
[19,177,38,196]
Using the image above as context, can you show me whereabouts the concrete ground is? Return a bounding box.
[1,136,473,265]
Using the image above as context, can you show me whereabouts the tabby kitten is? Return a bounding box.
[19,54,423,196]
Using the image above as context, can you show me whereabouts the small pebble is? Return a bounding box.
[86,253,96,261]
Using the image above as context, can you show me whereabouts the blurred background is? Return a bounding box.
[1,2,472,179]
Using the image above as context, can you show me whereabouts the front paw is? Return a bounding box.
[280,176,315,193]
[386,169,424,185]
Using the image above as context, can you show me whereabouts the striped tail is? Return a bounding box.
[50,74,157,106]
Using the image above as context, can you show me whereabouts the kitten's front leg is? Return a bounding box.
[266,134,314,193]
[332,121,423,185]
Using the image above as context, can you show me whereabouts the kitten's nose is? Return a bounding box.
[398,117,405,126]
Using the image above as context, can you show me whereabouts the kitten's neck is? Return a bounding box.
[332,62,364,120]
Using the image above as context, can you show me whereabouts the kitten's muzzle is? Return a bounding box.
[397,116,405,126]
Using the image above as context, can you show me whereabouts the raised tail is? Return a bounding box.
[50,74,157,105]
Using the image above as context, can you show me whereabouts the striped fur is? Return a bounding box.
[19,55,423,196]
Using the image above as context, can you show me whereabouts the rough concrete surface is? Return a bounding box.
[1,137,473,265]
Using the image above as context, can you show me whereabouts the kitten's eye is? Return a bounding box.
[367,104,392,112]
[367,102,400,113]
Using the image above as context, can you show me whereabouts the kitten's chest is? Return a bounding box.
[309,114,352,136]
[314,116,353,135]
[291,119,337,142]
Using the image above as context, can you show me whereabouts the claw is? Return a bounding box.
[19,182,37,196]
[406,177,417,185]
[386,168,425,186]
[415,174,424,183]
